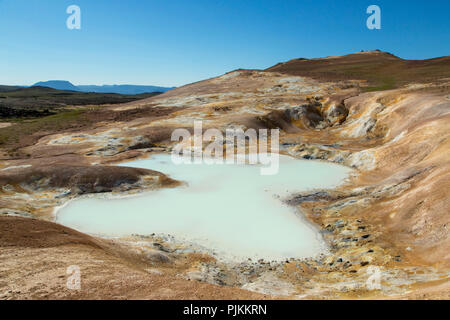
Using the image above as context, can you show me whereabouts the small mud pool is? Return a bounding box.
[56,154,352,261]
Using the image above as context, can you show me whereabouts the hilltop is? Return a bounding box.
[266,50,450,91]
[33,80,80,91]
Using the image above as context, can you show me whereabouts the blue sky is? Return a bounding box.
[0,0,449,87]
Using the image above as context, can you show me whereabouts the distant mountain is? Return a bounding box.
[32,80,80,91]
[31,81,174,94]
[77,84,175,94]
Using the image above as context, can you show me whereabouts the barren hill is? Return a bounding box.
[266,50,450,91]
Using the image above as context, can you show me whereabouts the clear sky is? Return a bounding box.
[0,0,449,87]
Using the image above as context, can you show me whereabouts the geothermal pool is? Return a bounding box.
[56,154,351,261]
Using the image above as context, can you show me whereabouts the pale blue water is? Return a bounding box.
[56,154,351,261]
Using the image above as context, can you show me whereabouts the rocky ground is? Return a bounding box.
[0,52,449,299]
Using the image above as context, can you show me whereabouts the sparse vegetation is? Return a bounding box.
[0,110,87,156]
[0,86,161,118]
[364,76,396,92]
[0,86,164,157]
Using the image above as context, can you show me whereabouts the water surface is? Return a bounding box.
[57,154,351,261]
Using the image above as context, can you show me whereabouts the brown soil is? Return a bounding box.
[266,50,450,91]
[0,106,181,159]
[0,216,270,300]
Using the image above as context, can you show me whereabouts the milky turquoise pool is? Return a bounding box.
[56,154,351,261]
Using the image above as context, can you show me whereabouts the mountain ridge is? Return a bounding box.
[265,50,450,91]
[31,80,175,94]
[33,80,79,92]
[77,84,176,95]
